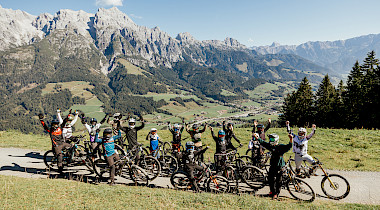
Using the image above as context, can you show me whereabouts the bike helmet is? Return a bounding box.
[257,124,264,129]
[150,128,157,133]
[192,124,199,130]
[185,141,195,152]
[51,119,60,128]
[129,118,136,128]
[103,128,112,139]
[298,127,307,137]
[67,114,74,121]
[113,113,121,118]
[268,133,279,146]
[218,130,226,141]
[90,118,97,124]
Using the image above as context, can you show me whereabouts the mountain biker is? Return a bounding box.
[222,121,242,151]
[38,113,71,173]
[94,127,122,185]
[248,133,263,166]
[254,133,293,199]
[119,116,145,163]
[107,113,126,136]
[186,122,207,162]
[251,119,271,165]
[167,121,185,156]
[286,121,318,176]
[210,127,228,173]
[57,109,79,142]
[177,141,209,192]
[146,128,160,158]
[81,114,107,150]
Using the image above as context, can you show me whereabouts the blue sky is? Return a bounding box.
[2,0,380,46]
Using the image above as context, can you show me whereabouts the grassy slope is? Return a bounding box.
[1,127,379,172]
[0,175,375,209]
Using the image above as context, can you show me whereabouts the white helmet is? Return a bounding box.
[173,124,180,129]
[113,113,121,118]
[129,118,136,128]
[150,128,157,132]
[268,133,280,146]
[298,127,307,138]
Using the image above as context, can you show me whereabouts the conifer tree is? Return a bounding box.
[315,75,336,127]
[344,61,363,128]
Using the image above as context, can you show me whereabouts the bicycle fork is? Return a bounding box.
[320,165,338,190]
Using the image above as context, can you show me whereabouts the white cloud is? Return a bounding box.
[96,0,123,7]
[247,38,254,43]
[130,14,143,19]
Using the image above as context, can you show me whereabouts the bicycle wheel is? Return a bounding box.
[287,178,315,202]
[93,158,110,179]
[239,155,253,166]
[43,150,59,170]
[223,165,239,193]
[163,142,172,155]
[207,175,230,193]
[138,156,161,180]
[171,171,191,190]
[72,145,90,166]
[321,174,350,200]
[241,166,266,189]
[160,155,178,176]
[245,149,252,156]
[129,165,149,186]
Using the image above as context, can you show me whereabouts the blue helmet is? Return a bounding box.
[90,118,97,123]
[185,141,195,152]
[51,119,60,125]
[218,130,226,141]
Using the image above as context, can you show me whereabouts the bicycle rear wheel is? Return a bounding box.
[43,150,59,170]
[129,165,149,186]
[223,165,239,193]
[171,171,191,190]
[207,175,230,193]
[287,178,315,202]
[321,174,350,200]
[241,166,266,189]
[163,142,172,155]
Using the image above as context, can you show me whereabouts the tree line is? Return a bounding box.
[280,51,380,129]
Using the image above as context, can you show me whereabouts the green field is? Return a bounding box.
[1,175,374,209]
[1,127,379,172]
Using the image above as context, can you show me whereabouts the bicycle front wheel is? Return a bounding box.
[287,178,315,202]
[163,142,172,155]
[129,165,149,186]
[170,171,191,190]
[207,175,230,193]
[43,150,59,170]
[139,156,161,180]
[93,158,110,179]
[321,174,350,200]
[241,166,266,189]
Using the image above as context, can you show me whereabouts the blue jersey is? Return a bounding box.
[95,130,122,157]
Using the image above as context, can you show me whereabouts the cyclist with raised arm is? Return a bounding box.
[255,133,293,199]
[94,127,122,185]
[177,141,209,192]
[186,122,207,162]
[210,127,227,173]
[286,121,318,176]
[250,118,271,165]
[223,121,242,151]
[38,113,70,173]
[81,114,107,150]
[167,121,185,156]
[57,109,79,142]
[107,113,126,136]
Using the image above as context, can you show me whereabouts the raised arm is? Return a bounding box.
[57,109,63,124]
[70,111,79,126]
[264,118,271,132]
[200,123,207,133]
[306,124,316,140]
[39,114,50,133]
[100,114,108,124]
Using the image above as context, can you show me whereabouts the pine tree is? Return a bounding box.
[315,75,336,128]
[344,61,363,128]
[332,80,346,128]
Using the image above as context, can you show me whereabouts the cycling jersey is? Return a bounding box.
[58,112,78,140]
[94,130,122,157]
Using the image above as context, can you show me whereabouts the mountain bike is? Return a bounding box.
[170,162,230,193]
[43,135,91,171]
[93,154,149,185]
[241,159,316,202]
[288,156,350,200]
[125,144,161,181]
[148,141,178,177]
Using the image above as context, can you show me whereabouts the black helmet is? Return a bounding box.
[103,128,112,138]
[90,118,97,123]
[51,119,60,125]
[257,124,264,129]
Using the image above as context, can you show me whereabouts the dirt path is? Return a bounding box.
[1,147,379,205]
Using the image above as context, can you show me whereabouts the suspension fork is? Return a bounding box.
[320,164,337,190]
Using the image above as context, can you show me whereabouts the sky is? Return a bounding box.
[2,0,380,47]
